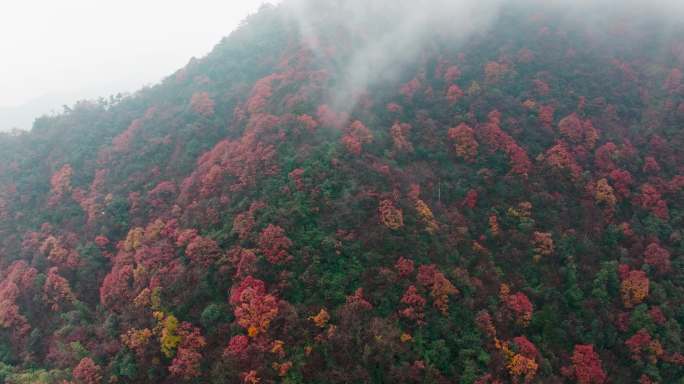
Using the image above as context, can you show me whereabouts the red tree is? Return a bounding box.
[644,243,671,274]
[258,224,293,264]
[563,344,606,384]
[169,322,206,379]
[448,123,478,162]
[73,357,102,384]
[232,277,279,337]
[190,92,215,117]
[400,285,426,324]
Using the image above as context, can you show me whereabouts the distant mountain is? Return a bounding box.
[0,94,64,131]
[0,1,682,383]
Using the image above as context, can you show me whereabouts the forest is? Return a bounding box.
[0,0,683,382]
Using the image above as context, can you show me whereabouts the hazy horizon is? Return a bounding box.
[0,0,279,131]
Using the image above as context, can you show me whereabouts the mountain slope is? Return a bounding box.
[0,1,683,383]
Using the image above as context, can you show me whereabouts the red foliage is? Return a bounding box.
[608,169,633,198]
[346,288,373,311]
[297,114,319,133]
[594,142,618,172]
[475,310,496,338]
[625,329,663,363]
[417,264,458,315]
[100,265,134,310]
[147,181,177,209]
[289,168,306,191]
[379,199,404,230]
[342,120,373,156]
[94,236,110,248]
[317,104,348,130]
[179,114,280,201]
[538,105,554,128]
[395,257,415,278]
[500,285,533,326]
[190,92,215,117]
[644,242,671,274]
[230,276,267,306]
[400,77,422,100]
[231,276,279,337]
[464,189,478,209]
[400,285,426,324]
[73,357,102,384]
[111,119,144,153]
[233,201,266,240]
[225,248,255,280]
[448,123,479,162]
[446,84,464,104]
[649,306,666,325]
[513,336,539,359]
[43,267,75,311]
[634,183,669,219]
[185,236,221,267]
[477,111,531,175]
[484,61,508,84]
[564,344,607,384]
[49,164,73,206]
[544,142,582,179]
[558,113,598,149]
[224,334,250,358]
[0,261,36,342]
[386,102,402,114]
[642,156,661,174]
[390,122,413,153]
[40,235,80,269]
[169,322,206,380]
[444,65,462,83]
[258,224,293,264]
[620,268,649,308]
[246,73,281,114]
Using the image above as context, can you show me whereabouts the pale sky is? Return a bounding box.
[0,0,278,129]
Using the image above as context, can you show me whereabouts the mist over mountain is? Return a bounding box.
[0,0,682,383]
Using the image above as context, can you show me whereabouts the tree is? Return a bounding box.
[190,92,215,117]
[43,267,76,311]
[341,120,373,156]
[231,276,279,337]
[73,357,102,384]
[531,232,553,261]
[379,200,403,230]
[48,164,73,206]
[620,267,649,308]
[390,122,413,153]
[562,344,606,384]
[643,243,671,274]
[594,178,616,207]
[500,284,533,326]
[625,329,663,363]
[400,285,426,324]
[417,265,458,315]
[446,84,464,104]
[448,123,478,162]
[258,224,293,264]
[169,323,206,379]
[395,257,414,278]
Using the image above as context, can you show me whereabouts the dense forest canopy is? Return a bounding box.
[0,0,683,383]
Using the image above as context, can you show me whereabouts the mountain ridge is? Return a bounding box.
[0,1,682,383]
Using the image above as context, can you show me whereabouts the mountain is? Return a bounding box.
[0,1,683,383]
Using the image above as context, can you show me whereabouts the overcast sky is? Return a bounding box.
[0,0,278,129]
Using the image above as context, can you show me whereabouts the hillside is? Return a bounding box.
[0,1,683,383]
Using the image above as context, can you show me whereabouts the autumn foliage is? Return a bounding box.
[0,2,683,383]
